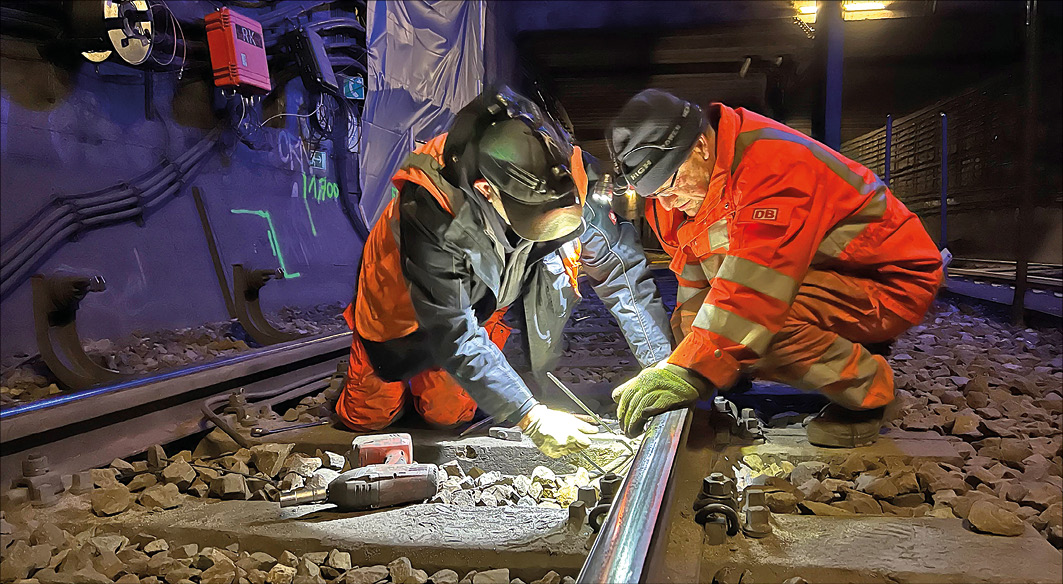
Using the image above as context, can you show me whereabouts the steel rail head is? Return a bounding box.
[0,332,351,426]
[577,408,690,584]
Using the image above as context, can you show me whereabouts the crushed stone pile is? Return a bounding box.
[0,510,574,584]
[431,462,600,510]
[81,442,351,511]
[739,298,1062,548]
[0,303,346,405]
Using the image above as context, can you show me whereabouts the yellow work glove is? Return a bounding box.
[518,404,598,458]
[612,363,704,437]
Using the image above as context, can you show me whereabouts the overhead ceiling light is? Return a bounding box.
[793,1,896,23]
[845,2,887,10]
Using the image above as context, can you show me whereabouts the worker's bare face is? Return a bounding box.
[474,179,511,223]
[652,133,716,217]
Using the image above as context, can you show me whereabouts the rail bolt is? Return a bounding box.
[743,504,772,538]
[744,487,766,507]
[577,485,598,507]
[22,454,49,478]
[568,500,588,530]
[599,473,622,503]
[703,472,734,498]
[713,395,729,413]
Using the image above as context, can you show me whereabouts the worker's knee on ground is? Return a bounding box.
[416,399,476,428]
[335,388,406,431]
[409,369,477,428]
[820,353,895,411]
[336,356,408,432]
[338,412,401,432]
[336,389,405,432]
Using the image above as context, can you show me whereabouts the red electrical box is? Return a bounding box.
[205,8,271,94]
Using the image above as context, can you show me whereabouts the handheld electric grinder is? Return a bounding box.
[278,432,439,510]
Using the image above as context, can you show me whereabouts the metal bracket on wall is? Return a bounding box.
[32,274,129,390]
[232,264,301,345]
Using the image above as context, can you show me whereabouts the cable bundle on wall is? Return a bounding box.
[0,127,225,300]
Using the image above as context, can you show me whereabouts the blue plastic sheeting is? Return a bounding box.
[359,0,484,224]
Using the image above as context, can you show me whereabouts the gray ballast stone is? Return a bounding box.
[139,483,183,509]
[161,461,197,491]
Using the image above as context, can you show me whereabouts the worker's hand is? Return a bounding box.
[518,405,598,458]
[612,363,705,437]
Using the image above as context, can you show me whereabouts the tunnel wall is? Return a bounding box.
[0,5,366,357]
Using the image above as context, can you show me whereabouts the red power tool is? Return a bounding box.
[279,432,439,510]
[351,432,413,466]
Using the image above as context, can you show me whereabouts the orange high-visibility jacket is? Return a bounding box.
[354,133,586,344]
[348,133,593,421]
[648,104,943,389]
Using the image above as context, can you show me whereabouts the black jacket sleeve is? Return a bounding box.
[398,184,538,422]
[579,153,674,367]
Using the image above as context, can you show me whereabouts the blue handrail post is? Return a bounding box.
[939,112,948,250]
[884,114,892,184]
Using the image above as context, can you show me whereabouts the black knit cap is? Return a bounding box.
[607,89,707,196]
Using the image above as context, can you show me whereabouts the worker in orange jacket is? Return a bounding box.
[338,87,672,457]
[607,89,943,447]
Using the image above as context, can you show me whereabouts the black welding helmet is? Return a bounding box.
[444,87,584,242]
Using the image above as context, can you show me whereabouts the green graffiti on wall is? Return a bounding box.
[230,208,302,278]
[301,173,340,237]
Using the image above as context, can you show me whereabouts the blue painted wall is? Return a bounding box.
[0,7,364,357]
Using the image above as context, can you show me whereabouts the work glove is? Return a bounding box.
[518,404,598,458]
[612,363,705,438]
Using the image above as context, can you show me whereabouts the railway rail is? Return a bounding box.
[0,331,352,495]
[949,258,1063,291]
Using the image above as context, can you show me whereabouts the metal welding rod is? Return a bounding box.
[546,372,621,436]
[577,450,607,475]
[459,415,495,437]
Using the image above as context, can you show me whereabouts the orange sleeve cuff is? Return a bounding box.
[342,303,356,330]
[667,332,742,390]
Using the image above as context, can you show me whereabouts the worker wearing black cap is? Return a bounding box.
[607,89,942,447]
[337,86,673,457]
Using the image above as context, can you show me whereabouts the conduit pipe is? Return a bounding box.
[0,129,222,298]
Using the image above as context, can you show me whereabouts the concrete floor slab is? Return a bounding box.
[737,427,964,467]
[49,498,589,579]
[698,514,1063,584]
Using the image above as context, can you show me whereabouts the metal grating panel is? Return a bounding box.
[842,71,1060,215]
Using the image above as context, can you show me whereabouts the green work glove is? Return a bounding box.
[612,364,704,437]
[518,404,598,458]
